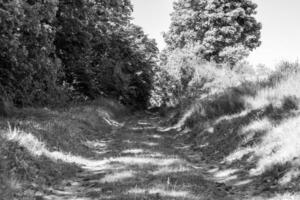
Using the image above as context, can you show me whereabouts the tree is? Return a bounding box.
[55,0,158,107]
[0,0,61,106]
[164,0,261,64]
[0,0,158,108]
[117,24,158,107]
[54,0,94,98]
[54,0,134,98]
[91,24,158,108]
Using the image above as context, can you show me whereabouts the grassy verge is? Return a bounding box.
[0,97,128,199]
[165,62,300,198]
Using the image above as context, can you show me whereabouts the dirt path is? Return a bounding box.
[41,117,239,200]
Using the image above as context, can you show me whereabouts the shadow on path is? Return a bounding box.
[38,118,237,200]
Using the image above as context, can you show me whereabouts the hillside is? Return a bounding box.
[159,63,300,199]
[1,98,238,200]
[0,1,299,199]
[1,64,300,200]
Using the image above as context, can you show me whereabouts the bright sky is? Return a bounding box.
[131,0,300,68]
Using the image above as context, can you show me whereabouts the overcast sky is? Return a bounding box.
[131,0,300,68]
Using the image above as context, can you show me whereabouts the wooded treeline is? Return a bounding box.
[150,0,261,108]
[0,0,261,110]
[0,0,158,108]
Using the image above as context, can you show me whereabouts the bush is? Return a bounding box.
[150,48,206,108]
[150,46,251,109]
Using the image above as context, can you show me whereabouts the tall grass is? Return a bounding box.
[167,61,300,190]
[0,98,128,199]
[221,62,300,179]
[244,70,300,110]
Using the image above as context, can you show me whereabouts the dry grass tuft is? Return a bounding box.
[224,114,300,177]
[240,118,273,136]
[279,168,300,185]
[248,193,300,200]
[122,149,145,154]
[100,171,135,183]
[244,71,300,110]
[249,115,300,175]
[128,185,197,199]
[151,165,190,175]
[4,125,46,156]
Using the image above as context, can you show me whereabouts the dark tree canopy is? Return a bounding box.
[0,0,61,106]
[0,0,158,108]
[54,0,158,107]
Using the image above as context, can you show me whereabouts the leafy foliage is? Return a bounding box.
[150,45,257,108]
[0,0,62,106]
[90,24,158,108]
[150,0,261,108]
[150,47,210,108]
[164,0,261,64]
[0,0,158,108]
[54,0,158,108]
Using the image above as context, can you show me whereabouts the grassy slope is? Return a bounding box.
[2,63,300,199]
[0,98,238,200]
[0,98,129,199]
[166,63,300,199]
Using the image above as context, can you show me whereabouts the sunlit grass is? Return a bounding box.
[3,126,110,170]
[97,108,124,127]
[213,168,239,182]
[128,185,197,199]
[0,177,21,200]
[100,171,135,183]
[130,126,156,130]
[141,141,159,146]
[111,156,181,166]
[225,147,253,163]
[4,177,22,192]
[84,140,108,149]
[151,165,190,175]
[250,115,300,175]
[241,118,272,135]
[224,114,300,178]
[151,134,162,139]
[3,126,183,171]
[225,118,272,163]
[214,168,239,178]
[214,110,251,124]
[83,140,109,155]
[244,71,300,110]
[158,104,200,132]
[122,149,164,158]
[4,125,47,156]
[17,120,48,131]
[248,193,300,200]
[233,179,252,186]
[122,149,145,154]
[279,168,300,185]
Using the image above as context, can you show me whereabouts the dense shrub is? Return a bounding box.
[150,46,252,108]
